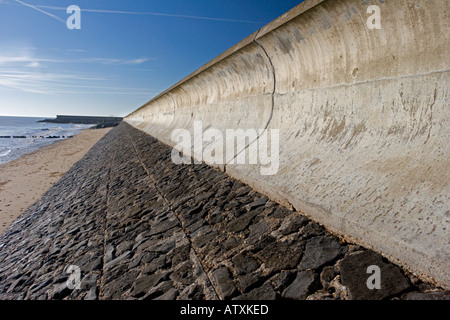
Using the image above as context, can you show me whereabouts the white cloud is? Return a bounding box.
[27,61,40,68]
[66,49,87,53]
[0,68,158,95]
[0,51,154,95]
[124,58,149,65]
[0,55,151,65]
[78,57,151,65]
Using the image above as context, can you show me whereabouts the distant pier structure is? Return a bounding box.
[40,115,123,128]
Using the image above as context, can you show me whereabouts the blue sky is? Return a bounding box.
[0,0,302,117]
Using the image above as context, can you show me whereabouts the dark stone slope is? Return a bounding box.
[0,123,447,300]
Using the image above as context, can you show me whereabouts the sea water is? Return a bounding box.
[0,116,94,165]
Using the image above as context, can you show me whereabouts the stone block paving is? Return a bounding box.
[0,123,448,300]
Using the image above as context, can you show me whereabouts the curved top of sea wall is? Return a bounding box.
[126,0,450,288]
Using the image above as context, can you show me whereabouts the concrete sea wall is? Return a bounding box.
[125,0,450,288]
[4,123,445,300]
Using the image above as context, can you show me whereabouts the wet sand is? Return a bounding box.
[0,128,112,235]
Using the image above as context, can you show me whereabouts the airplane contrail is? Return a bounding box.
[35,4,262,24]
[4,2,262,24]
[14,0,65,23]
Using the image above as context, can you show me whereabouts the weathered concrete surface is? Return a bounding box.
[0,123,447,300]
[125,0,450,288]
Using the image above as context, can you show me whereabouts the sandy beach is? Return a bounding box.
[0,127,112,235]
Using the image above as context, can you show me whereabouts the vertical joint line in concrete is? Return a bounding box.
[168,92,177,122]
[253,36,276,129]
[224,34,276,169]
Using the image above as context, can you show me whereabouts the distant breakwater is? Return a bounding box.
[40,115,123,128]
